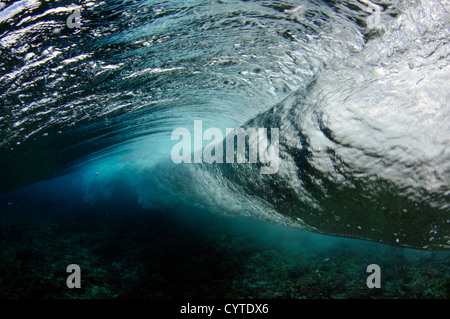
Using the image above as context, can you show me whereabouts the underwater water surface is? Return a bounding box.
[0,0,449,299]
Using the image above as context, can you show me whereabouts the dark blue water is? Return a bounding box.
[0,0,449,299]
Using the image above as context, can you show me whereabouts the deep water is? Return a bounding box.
[0,0,449,299]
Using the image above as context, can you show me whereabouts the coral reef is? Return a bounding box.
[0,201,448,299]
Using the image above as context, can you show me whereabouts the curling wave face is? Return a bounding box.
[0,0,449,250]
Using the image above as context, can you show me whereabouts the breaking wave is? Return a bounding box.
[0,0,449,250]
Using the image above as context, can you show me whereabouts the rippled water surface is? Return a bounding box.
[0,0,449,299]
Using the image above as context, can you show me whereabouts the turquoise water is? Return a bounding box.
[0,0,449,298]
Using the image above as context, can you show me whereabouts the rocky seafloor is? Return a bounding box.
[0,199,449,299]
